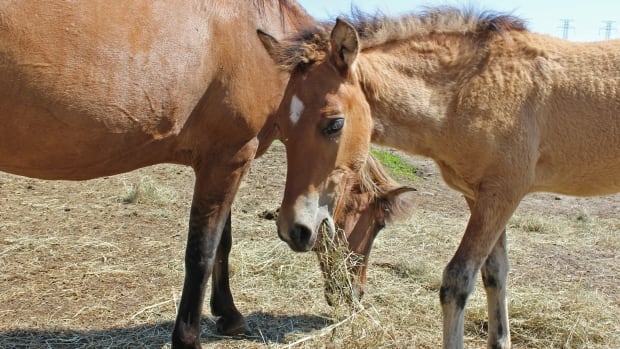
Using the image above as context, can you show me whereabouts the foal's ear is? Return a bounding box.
[257,29,280,62]
[382,186,417,223]
[330,17,360,75]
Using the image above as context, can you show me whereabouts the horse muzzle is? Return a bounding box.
[288,222,317,252]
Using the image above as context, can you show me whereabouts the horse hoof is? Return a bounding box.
[170,336,202,349]
[170,342,201,349]
[171,325,202,349]
[216,315,251,336]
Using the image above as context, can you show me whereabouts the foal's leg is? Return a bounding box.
[441,190,520,349]
[481,229,510,349]
[209,211,250,335]
[171,140,257,349]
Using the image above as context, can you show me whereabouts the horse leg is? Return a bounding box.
[171,139,258,349]
[481,229,510,349]
[441,189,521,349]
[209,211,250,335]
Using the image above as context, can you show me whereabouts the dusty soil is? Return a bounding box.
[1,142,618,348]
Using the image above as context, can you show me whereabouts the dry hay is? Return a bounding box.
[1,143,618,348]
[286,223,393,348]
[315,223,364,308]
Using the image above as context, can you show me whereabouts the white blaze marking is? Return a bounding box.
[289,95,304,126]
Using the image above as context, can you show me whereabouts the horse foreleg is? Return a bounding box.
[481,229,510,349]
[441,191,520,349]
[171,140,257,349]
[440,249,476,349]
[172,196,228,349]
[209,211,250,335]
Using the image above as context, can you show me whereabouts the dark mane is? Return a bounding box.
[271,6,527,71]
[344,7,526,49]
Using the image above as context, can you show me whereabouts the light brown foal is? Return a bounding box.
[259,7,620,348]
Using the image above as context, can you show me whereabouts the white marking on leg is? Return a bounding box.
[289,95,304,126]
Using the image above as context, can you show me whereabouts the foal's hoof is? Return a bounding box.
[216,315,251,336]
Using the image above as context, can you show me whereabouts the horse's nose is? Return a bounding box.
[289,223,314,252]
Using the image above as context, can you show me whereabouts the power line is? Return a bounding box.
[600,21,616,40]
[558,19,574,40]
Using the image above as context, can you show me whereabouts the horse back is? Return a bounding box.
[452,32,620,196]
[495,34,620,195]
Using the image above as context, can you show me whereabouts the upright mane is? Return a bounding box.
[271,6,527,71]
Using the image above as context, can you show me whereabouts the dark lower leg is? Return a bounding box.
[171,206,227,349]
[210,211,248,335]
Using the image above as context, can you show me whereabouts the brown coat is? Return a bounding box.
[0,1,313,347]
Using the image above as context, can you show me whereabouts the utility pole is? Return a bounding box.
[601,21,616,40]
[558,19,574,40]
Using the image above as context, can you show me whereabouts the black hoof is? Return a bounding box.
[216,314,251,336]
[171,331,202,349]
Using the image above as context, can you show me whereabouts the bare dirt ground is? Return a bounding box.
[1,142,618,348]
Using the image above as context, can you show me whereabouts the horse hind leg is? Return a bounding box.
[481,229,511,349]
[209,211,251,335]
[441,191,521,349]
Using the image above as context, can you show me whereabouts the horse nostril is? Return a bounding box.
[290,223,312,250]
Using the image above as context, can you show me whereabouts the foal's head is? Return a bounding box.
[320,154,414,303]
[258,19,413,252]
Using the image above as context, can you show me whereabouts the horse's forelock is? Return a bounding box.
[357,155,414,223]
[272,26,331,71]
[357,155,389,198]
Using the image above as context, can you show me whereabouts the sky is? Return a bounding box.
[297,0,619,42]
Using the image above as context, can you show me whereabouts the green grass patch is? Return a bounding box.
[370,148,418,181]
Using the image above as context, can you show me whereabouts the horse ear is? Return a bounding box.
[329,17,360,75]
[257,29,280,62]
[387,186,417,197]
[382,186,416,222]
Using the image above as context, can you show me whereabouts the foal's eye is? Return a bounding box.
[322,118,345,136]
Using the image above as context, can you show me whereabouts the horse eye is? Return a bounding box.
[322,118,345,136]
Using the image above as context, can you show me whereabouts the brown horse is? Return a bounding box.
[259,7,620,349]
[0,1,318,348]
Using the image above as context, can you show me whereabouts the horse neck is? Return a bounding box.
[239,1,314,64]
[254,1,315,153]
[253,0,314,37]
[210,1,313,151]
[358,36,483,158]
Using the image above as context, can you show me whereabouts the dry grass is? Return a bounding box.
[1,143,618,348]
[120,176,179,206]
[315,224,364,308]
